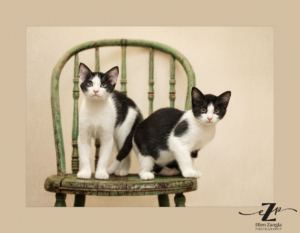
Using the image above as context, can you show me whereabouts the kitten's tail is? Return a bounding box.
[107,159,121,174]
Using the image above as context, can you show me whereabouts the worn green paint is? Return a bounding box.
[95,47,100,72]
[158,194,170,207]
[120,46,127,95]
[148,48,154,115]
[51,39,195,176]
[45,173,197,196]
[55,193,67,207]
[169,56,176,108]
[174,193,186,207]
[72,54,80,174]
[44,174,66,192]
[164,178,197,189]
[74,194,86,207]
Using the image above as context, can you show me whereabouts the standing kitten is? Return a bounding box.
[133,87,231,180]
[77,63,143,180]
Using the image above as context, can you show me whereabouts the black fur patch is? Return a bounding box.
[152,164,163,173]
[174,120,189,137]
[166,160,180,172]
[191,150,199,158]
[134,108,184,159]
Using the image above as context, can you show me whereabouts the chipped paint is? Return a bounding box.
[45,173,197,196]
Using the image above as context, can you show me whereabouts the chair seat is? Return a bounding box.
[45,173,197,196]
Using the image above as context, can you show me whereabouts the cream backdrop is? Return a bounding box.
[26,27,273,207]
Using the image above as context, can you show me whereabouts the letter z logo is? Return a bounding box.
[261,203,276,221]
[239,203,297,221]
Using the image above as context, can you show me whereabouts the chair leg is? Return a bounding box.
[174,193,186,207]
[158,194,170,207]
[54,193,66,207]
[74,194,86,207]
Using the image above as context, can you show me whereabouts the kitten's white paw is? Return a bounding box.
[77,170,92,179]
[95,171,109,180]
[115,169,129,176]
[182,169,202,179]
[140,172,155,180]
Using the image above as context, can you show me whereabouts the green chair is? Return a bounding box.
[44,39,197,207]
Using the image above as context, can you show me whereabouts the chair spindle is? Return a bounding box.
[169,56,176,108]
[72,53,80,174]
[121,46,127,96]
[148,48,154,115]
[95,47,100,72]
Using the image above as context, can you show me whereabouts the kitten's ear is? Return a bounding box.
[104,66,119,85]
[79,63,92,84]
[191,87,206,105]
[217,91,231,108]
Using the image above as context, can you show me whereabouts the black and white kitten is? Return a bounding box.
[133,87,231,180]
[77,63,143,180]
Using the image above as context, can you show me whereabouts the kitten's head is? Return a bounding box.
[191,87,231,125]
[79,63,118,101]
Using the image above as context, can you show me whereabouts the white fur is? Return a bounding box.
[155,150,175,166]
[77,76,138,179]
[136,109,219,180]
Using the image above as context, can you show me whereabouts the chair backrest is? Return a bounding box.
[51,39,196,175]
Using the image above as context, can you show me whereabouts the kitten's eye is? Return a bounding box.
[201,108,206,113]
[87,81,93,87]
[101,83,107,87]
[214,109,220,114]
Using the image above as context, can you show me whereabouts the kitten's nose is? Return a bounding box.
[93,90,99,94]
[207,117,212,121]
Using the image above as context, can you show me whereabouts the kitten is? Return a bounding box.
[77,63,143,180]
[133,87,231,180]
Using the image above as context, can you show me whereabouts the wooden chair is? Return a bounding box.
[44,39,197,207]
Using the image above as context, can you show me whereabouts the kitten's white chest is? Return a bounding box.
[193,128,215,150]
[79,98,116,138]
[189,120,216,151]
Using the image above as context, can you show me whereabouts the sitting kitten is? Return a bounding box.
[77,63,143,180]
[133,87,231,180]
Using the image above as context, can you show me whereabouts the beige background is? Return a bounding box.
[27,27,273,207]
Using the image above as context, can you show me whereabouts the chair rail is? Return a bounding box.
[51,39,196,175]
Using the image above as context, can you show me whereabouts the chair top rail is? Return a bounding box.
[51,39,196,174]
